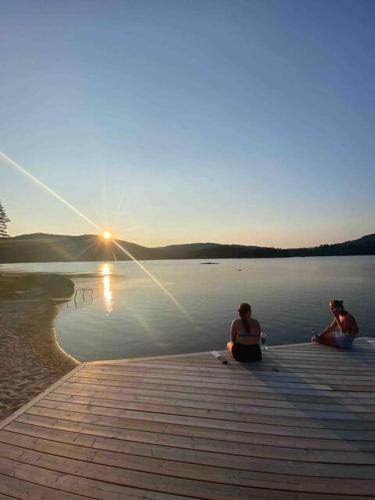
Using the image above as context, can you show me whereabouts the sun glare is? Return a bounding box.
[102,231,112,240]
[101,263,111,276]
[0,152,191,321]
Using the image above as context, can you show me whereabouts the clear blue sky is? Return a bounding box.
[1,0,374,247]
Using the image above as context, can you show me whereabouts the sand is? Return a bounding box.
[0,300,78,421]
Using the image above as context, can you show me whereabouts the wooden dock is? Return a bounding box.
[1,338,375,499]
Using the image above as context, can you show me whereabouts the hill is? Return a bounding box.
[0,232,374,263]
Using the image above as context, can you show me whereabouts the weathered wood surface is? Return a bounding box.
[1,338,374,499]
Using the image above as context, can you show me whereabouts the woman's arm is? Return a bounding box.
[254,320,261,342]
[230,320,238,343]
[320,318,338,336]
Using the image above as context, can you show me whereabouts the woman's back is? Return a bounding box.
[337,311,359,336]
[234,318,261,345]
[227,303,262,363]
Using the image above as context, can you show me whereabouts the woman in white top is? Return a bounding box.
[227,303,262,362]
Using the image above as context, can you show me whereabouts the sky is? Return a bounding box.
[1,0,374,248]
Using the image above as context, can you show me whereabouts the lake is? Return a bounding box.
[2,256,374,361]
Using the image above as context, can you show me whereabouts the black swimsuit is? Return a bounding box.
[232,342,262,362]
[232,320,262,362]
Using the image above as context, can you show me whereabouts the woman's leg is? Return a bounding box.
[334,334,354,349]
[228,342,243,361]
[316,332,338,347]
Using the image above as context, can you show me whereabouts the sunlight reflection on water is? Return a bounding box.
[101,264,113,314]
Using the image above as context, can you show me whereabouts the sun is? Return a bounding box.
[102,231,112,240]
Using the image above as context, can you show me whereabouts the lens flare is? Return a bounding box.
[102,231,112,240]
[0,151,191,321]
[0,151,100,231]
[112,239,191,319]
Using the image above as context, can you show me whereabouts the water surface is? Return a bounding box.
[2,256,374,361]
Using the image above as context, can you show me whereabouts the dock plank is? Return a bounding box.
[56,381,375,412]
[1,341,375,498]
[32,399,375,436]
[43,392,375,427]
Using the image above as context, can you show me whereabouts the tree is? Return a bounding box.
[0,202,10,237]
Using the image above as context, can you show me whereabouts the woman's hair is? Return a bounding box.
[331,299,344,309]
[238,302,251,333]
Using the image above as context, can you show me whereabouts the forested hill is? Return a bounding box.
[0,232,374,263]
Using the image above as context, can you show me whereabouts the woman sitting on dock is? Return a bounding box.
[312,300,359,349]
[227,303,262,362]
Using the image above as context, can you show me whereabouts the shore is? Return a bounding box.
[0,300,78,421]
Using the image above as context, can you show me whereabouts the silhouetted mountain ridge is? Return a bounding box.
[0,232,374,263]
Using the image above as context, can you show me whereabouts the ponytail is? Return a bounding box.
[238,302,252,333]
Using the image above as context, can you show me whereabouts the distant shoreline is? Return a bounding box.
[0,232,374,263]
[0,253,374,267]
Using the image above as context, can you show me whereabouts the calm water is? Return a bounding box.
[2,256,374,361]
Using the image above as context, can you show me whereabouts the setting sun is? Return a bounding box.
[102,231,112,240]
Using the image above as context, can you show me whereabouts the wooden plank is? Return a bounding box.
[268,351,375,358]
[23,406,375,448]
[140,358,375,372]
[88,350,217,366]
[267,343,318,350]
[0,441,287,499]
[96,359,375,375]
[264,357,375,366]
[59,380,375,412]
[0,472,88,500]
[1,428,374,484]
[79,367,336,390]
[0,494,14,500]
[81,365,339,383]
[265,349,375,358]
[79,368,375,393]
[268,351,374,365]
[155,354,375,367]
[51,386,375,420]
[75,369,335,392]
[160,364,375,381]
[143,347,374,359]
[0,436,374,496]
[0,456,163,499]
[36,398,375,434]
[14,413,375,464]
[159,349,375,360]
[70,373,375,401]
[44,391,375,426]
[120,352,375,364]
[7,420,375,470]
[79,366,375,391]
[85,363,375,383]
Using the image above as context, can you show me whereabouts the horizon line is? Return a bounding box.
[2,230,373,251]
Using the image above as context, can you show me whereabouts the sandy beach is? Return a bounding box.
[0,300,78,421]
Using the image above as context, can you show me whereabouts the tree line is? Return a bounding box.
[0,201,10,237]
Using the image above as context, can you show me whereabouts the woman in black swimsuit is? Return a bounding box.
[227,303,262,362]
